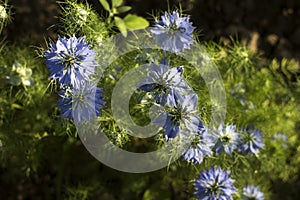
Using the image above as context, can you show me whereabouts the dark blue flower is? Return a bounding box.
[57,81,105,125]
[182,127,215,164]
[213,123,240,156]
[194,166,237,200]
[137,58,191,106]
[45,36,97,87]
[153,91,203,141]
[151,11,195,53]
[238,125,264,154]
[242,185,264,200]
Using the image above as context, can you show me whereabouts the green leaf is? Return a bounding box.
[123,14,149,30]
[114,16,127,37]
[11,103,23,109]
[99,0,110,11]
[112,0,123,7]
[116,6,131,13]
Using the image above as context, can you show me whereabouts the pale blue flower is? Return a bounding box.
[151,11,195,53]
[242,185,264,200]
[153,91,203,141]
[182,127,215,164]
[57,81,105,125]
[45,36,97,87]
[137,58,191,106]
[213,123,240,156]
[238,125,264,154]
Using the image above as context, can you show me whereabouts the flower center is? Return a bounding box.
[211,183,219,191]
[72,92,88,109]
[168,21,186,34]
[62,55,76,67]
[221,135,231,144]
[155,76,170,93]
[157,85,169,94]
[243,131,255,142]
[191,136,201,147]
[73,93,84,102]
[169,107,182,122]
[169,105,190,124]
[207,182,220,197]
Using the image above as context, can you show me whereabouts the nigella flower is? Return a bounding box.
[57,81,105,125]
[182,127,215,164]
[242,185,264,200]
[153,91,203,141]
[45,35,97,87]
[213,123,240,156]
[151,11,195,53]
[194,166,237,200]
[137,58,191,106]
[238,125,264,154]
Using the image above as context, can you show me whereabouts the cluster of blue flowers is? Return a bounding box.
[144,11,265,162]
[45,35,105,124]
[137,12,202,142]
[44,10,267,200]
[137,58,203,141]
[147,11,266,199]
[179,123,265,178]
[213,123,265,156]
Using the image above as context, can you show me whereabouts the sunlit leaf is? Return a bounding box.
[99,0,110,11]
[112,0,123,7]
[116,6,131,13]
[123,14,149,30]
[114,16,127,37]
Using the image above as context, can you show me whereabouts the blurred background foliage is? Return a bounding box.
[0,0,300,199]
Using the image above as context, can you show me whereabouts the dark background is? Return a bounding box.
[4,0,300,62]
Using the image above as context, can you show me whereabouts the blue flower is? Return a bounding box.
[213,123,240,156]
[137,58,191,106]
[242,185,264,200]
[57,81,105,125]
[151,11,195,53]
[194,166,237,200]
[45,36,97,87]
[153,91,203,141]
[182,127,215,164]
[238,125,264,154]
